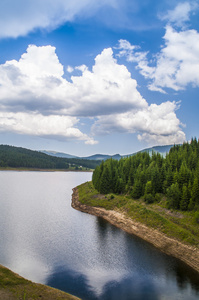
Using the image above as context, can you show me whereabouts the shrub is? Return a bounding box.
[155,193,162,202]
[144,193,155,204]
[194,211,199,224]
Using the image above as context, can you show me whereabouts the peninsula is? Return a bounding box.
[72,182,199,274]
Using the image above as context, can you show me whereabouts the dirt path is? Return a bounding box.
[72,187,199,274]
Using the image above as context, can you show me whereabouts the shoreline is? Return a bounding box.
[0,167,92,172]
[0,264,80,300]
[72,187,199,274]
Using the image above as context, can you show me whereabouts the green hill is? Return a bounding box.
[0,145,100,170]
[92,138,199,212]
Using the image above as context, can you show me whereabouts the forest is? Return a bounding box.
[0,145,100,170]
[92,138,199,211]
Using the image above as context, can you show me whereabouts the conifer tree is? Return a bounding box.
[167,183,181,209]
[99,165,111,194]
[180,184,189,210]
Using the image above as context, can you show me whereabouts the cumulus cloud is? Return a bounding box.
[0,45,147,116]
[0,44,185,145]
[0,111,97,143]
[118,24,199,93]
[92,101,185,145]
[149,26,199,92]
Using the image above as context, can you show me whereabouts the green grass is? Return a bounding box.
[0,265,80,300]
[77,181,199,246]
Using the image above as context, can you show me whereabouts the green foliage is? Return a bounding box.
[92,138,199,212]
[180,184,189,211]
[131,178,143,199]
[167,183,181,209]
[99,165,111,194]
[144,193,155,204]
[78,182,199,246]
[0,145,100,170]
[194,211,199,224]
[145,181,153,195]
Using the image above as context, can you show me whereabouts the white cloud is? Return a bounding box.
[85,139,99,145]
[0,112,96,144]
[0,44,185,146]
[118,24,199,93]
[0,0,171,39]
[117,39,154,79]
[69,48,147,116]
[92,101,185,145]
[67,66,74,73]
[117,2,199,93]
[149,26,199,92]
[0,0,120,39]
[0,45,147,116]
[160,2,198,28]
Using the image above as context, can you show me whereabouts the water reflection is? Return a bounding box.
[47,207,199,300]
[0,171,199,300]
[47,267,96,300]
[47,266,161,300]
[172,261,199,292]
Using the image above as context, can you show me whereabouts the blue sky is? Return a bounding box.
[0,0,199,156]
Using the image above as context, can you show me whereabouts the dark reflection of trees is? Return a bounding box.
[100,277,160,300]
[173,260,199,292]
[96,216,120,237]
[96,216,110,238]
[46,262,199,300]
[46,266,161,300]
[46,266,98,300]
[96,216,199,297]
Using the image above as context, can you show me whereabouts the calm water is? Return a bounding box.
[1,171,199,300]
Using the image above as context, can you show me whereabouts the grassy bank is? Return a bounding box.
[0,265,80,300]
[78,181,199,247]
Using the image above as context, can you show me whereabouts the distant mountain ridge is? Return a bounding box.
[41,144,177,161]
[128,145,175,158]
[81,154,122,161]
[41,150,78,159]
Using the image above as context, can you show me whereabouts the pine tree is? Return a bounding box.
[144,181,153,195]
[99,165,111,194]
[167,183,181,209]
[131,178,143,199]
[180,184,189,211]
[189,177,199,209]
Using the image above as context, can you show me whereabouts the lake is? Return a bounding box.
[0,171,199,300]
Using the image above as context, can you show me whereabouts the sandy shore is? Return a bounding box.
[72,187,199,274]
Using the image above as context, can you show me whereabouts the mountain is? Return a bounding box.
[41,145,176,161]
[81,154,122,161]
[0,145,100,170]
[0,144,178,170]
[125,145,176,158]
[41,150,77,159]
[41,151,122,161]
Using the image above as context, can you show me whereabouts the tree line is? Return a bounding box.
[0,145,100,170]
[92,138,199,211]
